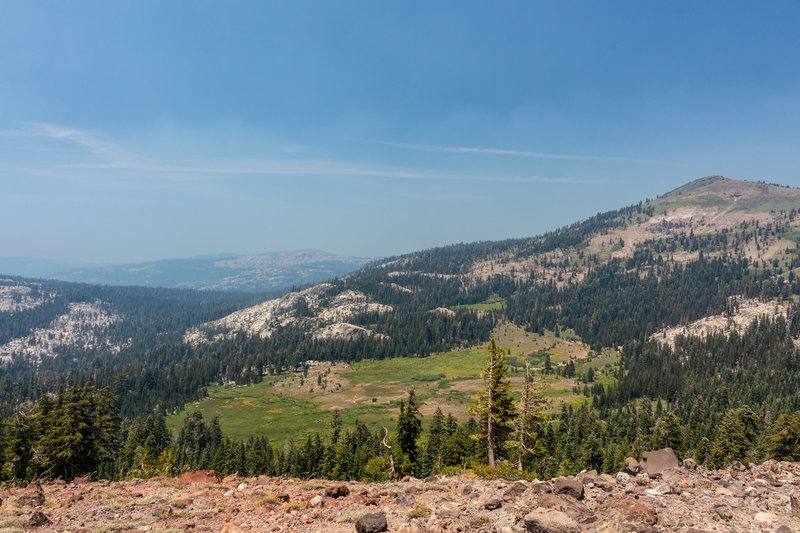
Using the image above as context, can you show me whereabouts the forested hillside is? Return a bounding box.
[2,176,800,483]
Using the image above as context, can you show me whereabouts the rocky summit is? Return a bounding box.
[3,454,800,532]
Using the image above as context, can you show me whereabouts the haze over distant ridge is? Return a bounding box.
[5,250,369,293]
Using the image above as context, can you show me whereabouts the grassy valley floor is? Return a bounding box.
[167,323,619,444]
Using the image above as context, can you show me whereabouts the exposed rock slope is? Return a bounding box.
[185,283,392,343]
[0,301,124,362]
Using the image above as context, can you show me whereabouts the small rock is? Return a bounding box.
[728,460,746,472]
[26,511,51,528]
[611,498,658,526]
[178,470,222,484]
[299,514,314,524]
[755,512,777,523]
[503,481,528,500]
[220,524,245,533]
[531,481,552,493]
[495,517,514,533]
[309,495,324,507]
[595,473,616,492]
[326,484,350,498]
[395,492,416,506]
[643,483,671,497]
[715,504,734,521]
[791,491,800,518]
[397,521,426,533]
[615,472,630,485]
[355,512,389,533]
[552,477,584,499]
[484,493,503,510]
[237,482,248,490]
[624,482,636,494]
[624,457,640,475]
[16,481,45,507]
[682,458,698,470]
[523,508,580,533]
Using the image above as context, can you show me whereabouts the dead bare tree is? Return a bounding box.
[381,426,395,478]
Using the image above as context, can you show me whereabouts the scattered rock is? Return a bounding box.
[640,448,680,477]
[523,508,581,533]
[326,484,350,498]
[9,459,800,532]
[355,511,389,533]
[683,458,698,470]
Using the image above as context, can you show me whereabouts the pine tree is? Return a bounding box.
[422,407,446,475]
[469,339,515,468]
[652,411,683,456]
[396,389,422,469]
[768,412,800,461]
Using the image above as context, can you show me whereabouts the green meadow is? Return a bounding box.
[167,323,618,444]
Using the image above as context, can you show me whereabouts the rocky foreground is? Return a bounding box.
[2,450,800,532]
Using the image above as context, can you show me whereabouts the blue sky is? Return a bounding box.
[2,1,800,264]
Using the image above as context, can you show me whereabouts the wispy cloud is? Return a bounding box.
[6,122,605,185]
[375,140,648,163]
[24,122,148,168]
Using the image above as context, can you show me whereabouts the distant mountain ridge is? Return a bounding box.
[50,249,370,293]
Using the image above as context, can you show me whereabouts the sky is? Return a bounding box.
[2,1,800,265]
